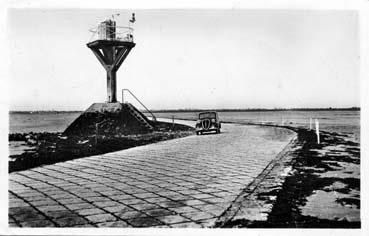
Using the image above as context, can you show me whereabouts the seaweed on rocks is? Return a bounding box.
[254,129,360,228]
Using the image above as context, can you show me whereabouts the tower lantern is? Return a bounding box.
[87,15,136,103]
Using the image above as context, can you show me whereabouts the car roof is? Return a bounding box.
[199,111,217,115]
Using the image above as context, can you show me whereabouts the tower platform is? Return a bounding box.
[87,40,135,49]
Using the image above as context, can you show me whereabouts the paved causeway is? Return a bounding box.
[9,121,295,227]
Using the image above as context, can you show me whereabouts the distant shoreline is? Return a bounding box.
[151,107,361,113]
[9,107,360,114]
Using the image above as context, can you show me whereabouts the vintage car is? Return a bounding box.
[195,111,221,135]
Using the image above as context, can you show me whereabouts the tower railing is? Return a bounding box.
[121,89,157,121]
[89,25,134,43]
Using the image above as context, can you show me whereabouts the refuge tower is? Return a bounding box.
[87,19,135,102]
[64,14,155,137]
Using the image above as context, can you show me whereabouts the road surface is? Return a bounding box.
[9,120,295,227]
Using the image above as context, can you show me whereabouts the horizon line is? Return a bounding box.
[9,106,360,113]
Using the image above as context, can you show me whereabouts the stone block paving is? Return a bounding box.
[9,121,295,228]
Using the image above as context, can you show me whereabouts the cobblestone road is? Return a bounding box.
[9,121,295,228]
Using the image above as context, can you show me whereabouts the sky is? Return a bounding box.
[7,9,359,110]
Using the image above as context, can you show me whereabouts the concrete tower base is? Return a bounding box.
[63,102,154,137]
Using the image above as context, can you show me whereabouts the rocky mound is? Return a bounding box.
[63,102,153,137]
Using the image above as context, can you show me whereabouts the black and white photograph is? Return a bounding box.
[2,0,368,234]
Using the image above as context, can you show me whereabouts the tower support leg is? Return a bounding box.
[88,42,135,103]
[107,69,117,102]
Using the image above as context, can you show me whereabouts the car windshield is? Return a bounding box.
[199,112,216,119]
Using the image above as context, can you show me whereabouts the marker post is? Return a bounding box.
[315,119,320,144]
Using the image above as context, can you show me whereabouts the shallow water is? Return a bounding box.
[300,190,360,222]
[8,141,35,157]
[9,112,81,133]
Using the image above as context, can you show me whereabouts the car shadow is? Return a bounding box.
[197,131,226,136]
